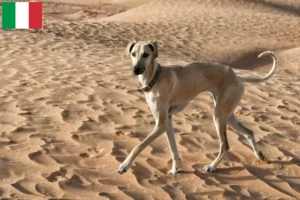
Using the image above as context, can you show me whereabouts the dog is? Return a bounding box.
[118,40,277,175]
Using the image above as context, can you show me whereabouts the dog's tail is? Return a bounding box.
[239,51,278,83]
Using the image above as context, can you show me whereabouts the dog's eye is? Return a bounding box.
[131,52,136,57]
[143,53,149,58]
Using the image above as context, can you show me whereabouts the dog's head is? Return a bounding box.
[123,40,158,75]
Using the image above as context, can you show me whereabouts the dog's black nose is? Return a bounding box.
[132,68,140,75]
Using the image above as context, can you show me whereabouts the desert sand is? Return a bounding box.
[0,0,300,199]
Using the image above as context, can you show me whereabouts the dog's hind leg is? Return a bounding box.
[203,87,243,172]
[203,110,229,172]
[228,114,268,163]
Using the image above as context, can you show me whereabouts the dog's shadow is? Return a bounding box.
[180,165,246,174]
[179,158,300,199]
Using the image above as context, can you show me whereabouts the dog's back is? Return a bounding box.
[165,62,240,104]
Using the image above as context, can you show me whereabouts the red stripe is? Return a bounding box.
[29,2,42,29]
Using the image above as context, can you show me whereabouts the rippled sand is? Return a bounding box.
[0,0,300,199]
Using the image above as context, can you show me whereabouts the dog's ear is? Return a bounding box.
[148,40,158,59]
[123,41,136,59]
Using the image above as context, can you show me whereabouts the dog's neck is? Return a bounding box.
[138,59,158,87]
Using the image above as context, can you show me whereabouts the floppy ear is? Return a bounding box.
[123,41,136,59]
[148,40,158,59]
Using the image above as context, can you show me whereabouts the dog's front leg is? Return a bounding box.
[166,116,179,175]
[118,122,166,174]
[118,100,168,174]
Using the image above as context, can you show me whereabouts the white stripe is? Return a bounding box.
[15,2,29,29]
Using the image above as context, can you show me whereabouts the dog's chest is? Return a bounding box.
[145,93,160,115]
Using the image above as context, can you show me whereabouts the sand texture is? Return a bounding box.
[0,0,300,199]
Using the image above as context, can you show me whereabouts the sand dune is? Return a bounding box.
[0,0,300,199]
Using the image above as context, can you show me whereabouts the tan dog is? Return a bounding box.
[118,40,277,175]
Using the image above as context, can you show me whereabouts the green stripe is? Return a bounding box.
[2,2,16,29]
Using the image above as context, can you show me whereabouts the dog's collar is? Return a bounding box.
[138,64,162,92]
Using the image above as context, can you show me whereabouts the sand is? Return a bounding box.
[0,0,300,199]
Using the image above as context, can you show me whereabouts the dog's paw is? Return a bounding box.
[257,151,270,164]
[203,165,216,172]
[118,161,130,174]
[167,168,179,175]
[117,167,127,174]
[259,158,269,164]
[258,155,270,164]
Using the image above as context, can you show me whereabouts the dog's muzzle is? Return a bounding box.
[132,67,144,75]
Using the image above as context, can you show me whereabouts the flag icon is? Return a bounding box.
[2,2,42,29]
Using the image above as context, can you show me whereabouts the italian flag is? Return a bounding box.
[2,2,42,29]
